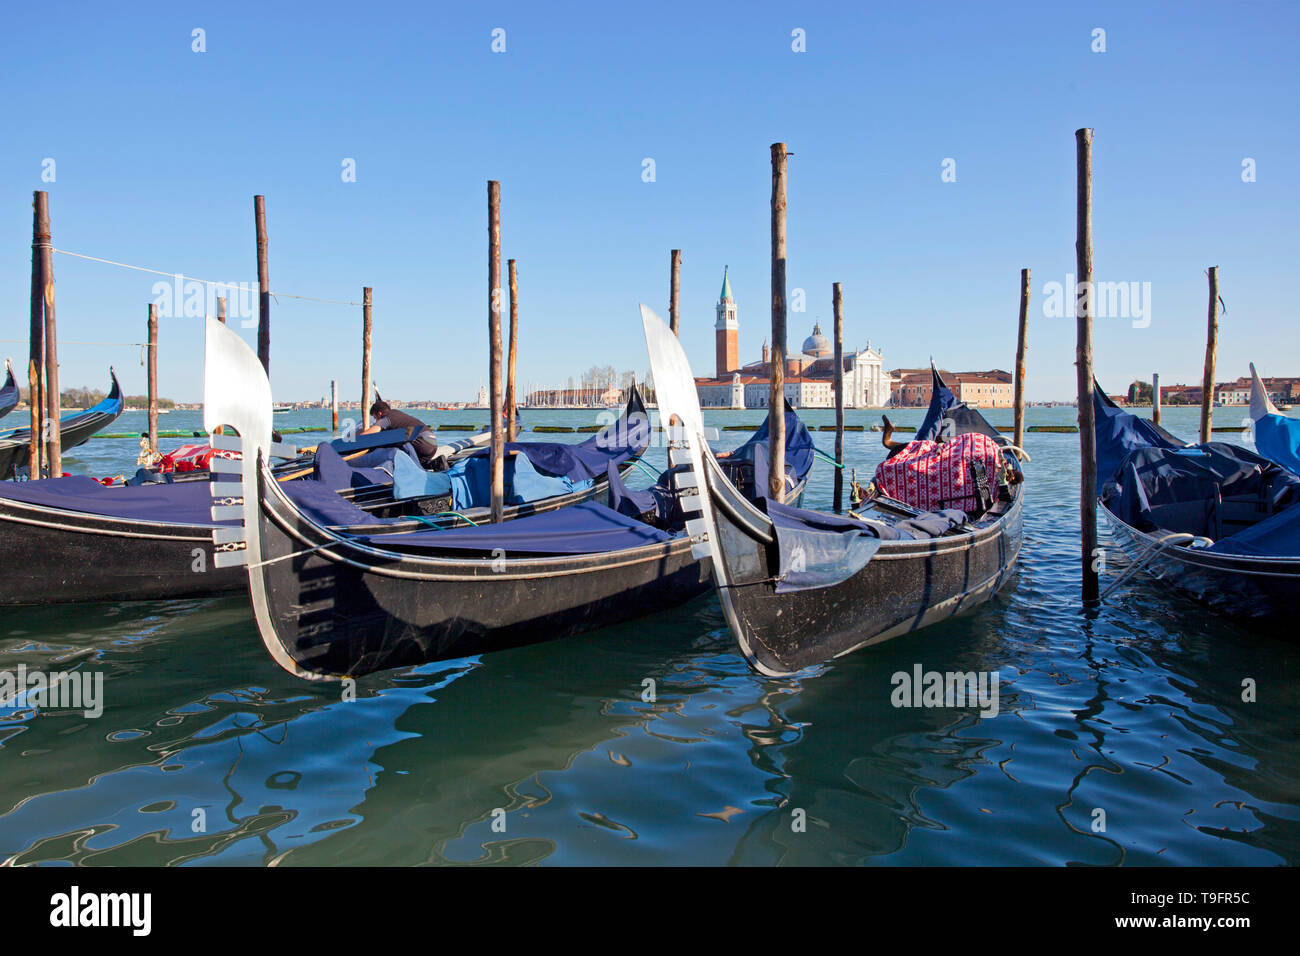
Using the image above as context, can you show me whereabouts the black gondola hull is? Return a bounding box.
[706,455,1024,675]
[249,466,712,677]
[1101,502,1300,628]
[0,501,243,604]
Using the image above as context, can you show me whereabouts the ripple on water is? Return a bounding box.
[0,408,1296,865]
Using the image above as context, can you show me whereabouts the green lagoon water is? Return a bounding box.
[0,404,1296,865]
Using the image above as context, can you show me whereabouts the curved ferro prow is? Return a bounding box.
[202,315,319,680]
[639,303,770,669]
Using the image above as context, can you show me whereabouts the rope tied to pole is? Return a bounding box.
[51,248,364,306]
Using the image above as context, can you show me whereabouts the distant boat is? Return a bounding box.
[273,405,293,414]
[0,361,17,422]
[0,369,125,479]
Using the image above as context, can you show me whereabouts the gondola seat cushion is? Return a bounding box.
[873,433,1004,515]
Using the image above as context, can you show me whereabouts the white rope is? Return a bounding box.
[0,338,145,347]
[52,248,363,307]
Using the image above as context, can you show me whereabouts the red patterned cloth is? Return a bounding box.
[873,432,1004,515]
[160,443,216,473]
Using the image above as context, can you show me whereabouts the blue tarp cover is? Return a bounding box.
[351,500,673,555]
[0,473,389,530]
[443,451,592,510]
[392,452,453,500]
[763,499,884,593]
[1093,384,1186,486]
[503,400,649,482]
[728,404,816,491]
[1103,440,1300,556]
[1209,503,1300,557]
[915,367,1002,443]
[0,475,232,526]
[1255,412,1300,478]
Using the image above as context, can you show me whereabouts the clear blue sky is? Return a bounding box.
[2,1,1296,403]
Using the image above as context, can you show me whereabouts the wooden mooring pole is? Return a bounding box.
[361,287,373,427]
[330,379,338,431]
[37,191,61,478]
[488,181,504,523]
[832,282,845,513]
[147,304,159,454]
[506,259,519,442]
[1075,128,1098,603]
[669,249,681,337]
[1199,266,1220,444]
[768,143,788,504]
[1013,268,1030,451]
[1152,372,1161,426]
[28,192,45,478]
[254,195,271,374]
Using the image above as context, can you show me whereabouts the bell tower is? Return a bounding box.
[715,266,738,379]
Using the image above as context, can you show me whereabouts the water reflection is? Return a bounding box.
[0,407,1295,866]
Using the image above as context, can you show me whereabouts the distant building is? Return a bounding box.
[695,269,891,408]
[890,368,1014,408]
[1156,375,1299,407]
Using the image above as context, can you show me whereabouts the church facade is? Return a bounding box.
[695,269,891,409]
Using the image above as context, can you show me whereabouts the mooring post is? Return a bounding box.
[488,181,504,523]
[768,143,788,504]
[254,195,270,375]
[669,249,682,337]
[361,287,373,427]
[1075,129,1098,603]
[1013,268,1030,451]
[1152,372,1161,426]
[1200,266,1220,444]
[147,304,159,454]
[217,295,226,325]
[28,192,45,478]
[506,259,519,442]
[37,191,61,478]
[330,379,338,432]
[832,282,845,513]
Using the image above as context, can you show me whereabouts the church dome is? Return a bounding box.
[802,323,832,358]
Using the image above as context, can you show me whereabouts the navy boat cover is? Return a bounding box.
[503,388,650,482]
[726,402,816,492]
[0,473,398,531]
[1093,383,1186,486]
[350,500,673,555]
[1096,384,1300,557]
[916,366,1003,443]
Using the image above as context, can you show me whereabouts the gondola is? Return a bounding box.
[640,304,1027,677]
[0,369,124,479]
[1094,382,1300,625]
[0,385,651,608]
[0,361,17,423]
[205,315,815,680]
